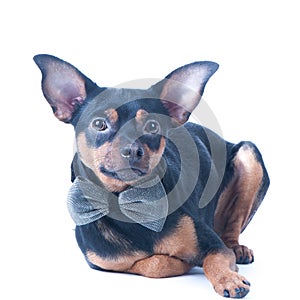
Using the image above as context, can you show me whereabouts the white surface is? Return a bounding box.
[1,1,299,299]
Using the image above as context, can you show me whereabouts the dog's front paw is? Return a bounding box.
[214,271,250,298]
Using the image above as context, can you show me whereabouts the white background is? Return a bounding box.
[1,1,299,299]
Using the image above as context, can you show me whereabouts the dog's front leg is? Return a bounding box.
[203,249,251,298]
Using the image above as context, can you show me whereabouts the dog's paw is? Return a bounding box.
[232,245,254,264]
[214,271,250,298]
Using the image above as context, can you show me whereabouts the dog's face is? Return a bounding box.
[74,89,171,191]
[34,55,218,191]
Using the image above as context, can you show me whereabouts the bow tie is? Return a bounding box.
[67,175,168,232]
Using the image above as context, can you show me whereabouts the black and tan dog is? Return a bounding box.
[34,54,269,298]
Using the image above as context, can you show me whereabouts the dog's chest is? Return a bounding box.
[154,215,199,261]
[86,215,199,272]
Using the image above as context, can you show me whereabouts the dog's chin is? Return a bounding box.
[100,166,147,182]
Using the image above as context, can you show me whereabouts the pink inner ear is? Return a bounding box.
[60,83,86,104]
[44,71,87,122]
[157,61,219,125]
[161,99,190,125]
[160,79,197,125]
[54,96,85,121]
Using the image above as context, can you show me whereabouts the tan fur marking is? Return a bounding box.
[76,133,129,192]
[203,251,250,297]
[214,146,263,246]
[203,251,237,277]
[105,108,118,124]
[87,216,198,276]
[86,250,147,272]
[128,255,192,278]
[77,132,106,170]
[214,178,238,236]
[98,172,129,192]
[154,216,199,262]
[146,138,166,171]
[97,222,132,248]
[135,109,148,124]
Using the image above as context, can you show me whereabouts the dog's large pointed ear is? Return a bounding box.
[34,54,97,123]
[152,61,219,125]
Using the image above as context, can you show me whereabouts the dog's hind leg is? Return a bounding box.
[128,255,192,278]
[214,141,269,264]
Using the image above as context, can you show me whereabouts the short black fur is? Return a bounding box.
[34,54,270,299]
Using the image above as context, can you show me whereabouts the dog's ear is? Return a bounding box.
[152,61,219,125]
[34,54,97,123]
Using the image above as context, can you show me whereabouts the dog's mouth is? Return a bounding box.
[100,166,147,181]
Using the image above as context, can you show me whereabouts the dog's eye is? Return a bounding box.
[144,120,160,134]
[92,118,108,131]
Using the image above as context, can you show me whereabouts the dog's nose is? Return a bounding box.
[120,143,144,161]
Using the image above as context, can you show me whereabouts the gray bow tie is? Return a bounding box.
[67,175,168,232]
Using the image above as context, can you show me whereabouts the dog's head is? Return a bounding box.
[34,55,218,192]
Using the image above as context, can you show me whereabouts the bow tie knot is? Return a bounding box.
[67,175,168,232]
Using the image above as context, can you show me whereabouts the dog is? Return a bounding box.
[34,54,269,298]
